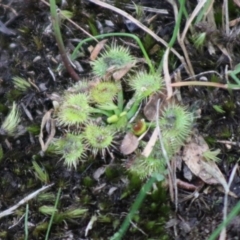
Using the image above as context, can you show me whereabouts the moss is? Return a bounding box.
[83,176,95,187]
[105,165,120,180]
[6,89,23,101]
[0,231,7,238]
[27,124,40,135]
[87,15,99,36]
[222,98,236,117]
[127,172,142,190]
[32,222,48,237]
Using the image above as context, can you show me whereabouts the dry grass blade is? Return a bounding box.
[163,48,173,99]
[155,98,177,234]
[90,39,108,60]
[223,0,229,35]
[171,0,209,77]
[112,62,136,80]
[141,128,158,158]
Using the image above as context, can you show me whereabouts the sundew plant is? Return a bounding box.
[51,44,193,179]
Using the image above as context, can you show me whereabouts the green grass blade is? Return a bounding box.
[24,204,29,240]
[208,201,240,240]
[157,0,185,72]
[110,174,164,240]
[45,188,61,240]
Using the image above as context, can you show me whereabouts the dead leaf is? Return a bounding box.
[143,92,170,121]
[39,109,56,152]
[108,187,118,196]
[93,166,106,181]
[90,39,108,61]
[120,132,139,155]
[112,61,136,80]
[176,179,198,191]
[93,183,106,194]
[234,0,240,8]
[182,134,227,187]
[229,17,240,27]
[85,215,97,237]
[0,20,16,36]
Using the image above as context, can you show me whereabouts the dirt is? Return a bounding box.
[1,0,240,239]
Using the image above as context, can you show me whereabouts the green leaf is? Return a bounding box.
[213,105,225,114]
[60,10,73,19]
[203,149,221,162]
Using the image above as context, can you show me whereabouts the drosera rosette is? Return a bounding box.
[53,133,85,169]
[89,81,119,105]
[83,122,115,157]
[129,71,164,100]
[127,150,167,179]
[159,103,194,155]
[126,103,194,179]
[91,44,136,79]
[56,92,91,127]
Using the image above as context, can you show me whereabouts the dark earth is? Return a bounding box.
[1,0,240,239]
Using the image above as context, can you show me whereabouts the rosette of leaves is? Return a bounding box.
[128,149,167,179]
[91,45,135,78]
[83,123,115,156]
[53,133,85,169]
[129,71,164,99]
[128,104,193,179]
[160,103,193,155]
[89,81,119,105]
[56,93,91,127]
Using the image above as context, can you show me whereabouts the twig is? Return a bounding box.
[50,0,80,81]
[183,70,223,81]
[0,184,54,219]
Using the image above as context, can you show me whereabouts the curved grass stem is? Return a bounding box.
[171,81,230,89]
